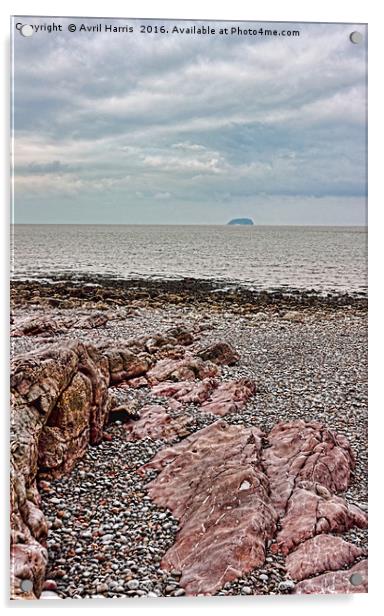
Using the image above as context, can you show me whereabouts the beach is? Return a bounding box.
[10,277,368,598]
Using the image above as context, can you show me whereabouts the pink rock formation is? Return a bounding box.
[294,559,368,594]
[274,482,367,555]
[263,420,356,517]
[152,378,256,416]
[146,356,219,385]
[286,535,365,582]
[152,378,218,404]
[125,405,192,441]
[141,421,277,596]
[200,379,256,416]
[11,312,109,337]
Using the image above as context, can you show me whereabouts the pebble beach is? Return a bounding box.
[10,278,368,598]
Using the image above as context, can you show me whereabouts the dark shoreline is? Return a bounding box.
[10,275,368,313]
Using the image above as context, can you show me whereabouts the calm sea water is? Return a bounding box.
[11,225,367,294]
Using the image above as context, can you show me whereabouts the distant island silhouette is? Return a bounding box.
[227,218,254,226]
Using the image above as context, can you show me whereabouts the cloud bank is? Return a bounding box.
[12,18,367,224]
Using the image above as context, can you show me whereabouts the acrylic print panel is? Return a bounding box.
[10,16,368,599]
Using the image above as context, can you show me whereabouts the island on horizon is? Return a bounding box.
[227,218,254,226]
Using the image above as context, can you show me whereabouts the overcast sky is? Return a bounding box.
[12,18,367,224]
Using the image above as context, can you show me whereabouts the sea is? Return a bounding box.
[11,225,367,295]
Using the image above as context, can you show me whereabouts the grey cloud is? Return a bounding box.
[12,18,367,223]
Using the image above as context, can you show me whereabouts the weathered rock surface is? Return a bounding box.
[286,535,365,582]
[146,356,219,385]
[294,559,368,594]
[263,420,356,517]
[141,420,277,595]
[125,405,192,441]
[11,341,111,598]
[196,342,240,365]
[274,482,367,555]
[200,379,256,416]
[11,312,109,337]
[152,378,256,416]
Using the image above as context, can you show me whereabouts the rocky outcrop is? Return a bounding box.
[146,356,219,385]
[125,405,193,441]
[10,328,240,599]
[263,420,355,517]
[11,342,111,598]
[200,379,256,416]
[295,559,368,594]
[274,482,367,555]
[142,420,277,595]
[152,377,256,416]
[286,535,365,581]
[138,419,367,596]
[11,312,109,337]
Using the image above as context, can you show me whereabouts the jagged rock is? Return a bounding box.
[152,378,256,416]
[200,379,256,416]
[103,348,151,384]
[108,402,141,423]
[141,420,277,595]
[263,420,356,517]
[152,378,218,404]
[146,356,219,385]
[294,559,368,594]
[196,342,240,365]
[125,405,192,441]
[286,535,365,581]
[11,312,109,337]
[273,482,367,555]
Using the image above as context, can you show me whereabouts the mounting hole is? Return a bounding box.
[350,31,363,44]
[20,579,34,593]
[20,24,34,37]
[350,572,363,586]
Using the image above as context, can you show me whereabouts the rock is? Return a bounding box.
[42,579,57,591]
[125,405,192,441]
[294,559,368,594]
[152,378,256,417]
[200,379,256,416]
[286,535,365,582]
[108,402,140,423]
[278,580,295,592]
[11,312,109,337]
[126,579,140,590]
[241,586,253,595]
[141,420,277,596]
[152,378,218,404]
[146,356,219,385]
[40,590,62,599]
[263,420,356,517]
[274,483,367,555]
[196,342,240,365]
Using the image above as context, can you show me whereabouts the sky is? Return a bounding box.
[12,18,367,224]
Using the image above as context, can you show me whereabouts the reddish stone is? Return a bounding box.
[263,420,356,517]
[11,312,108,337]
[274,482,367,555]
[294,559,368,594]
[286,535,365,581]
[125,405,192,441]
[142,420,277,596]
[146,356,219,385]
[201,379,256,416]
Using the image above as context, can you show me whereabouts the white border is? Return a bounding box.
[1,1,381,614]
